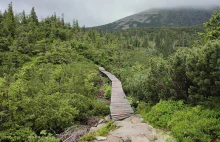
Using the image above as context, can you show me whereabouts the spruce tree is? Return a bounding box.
[61,13,64,26]
[21,10,27,24]
[204,10,220,41]
[3,2,16,38]
[30,7,38,25]
[73,19,80,32]
[0,11,3,23]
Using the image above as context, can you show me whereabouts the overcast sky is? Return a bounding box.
[0,0,220,27]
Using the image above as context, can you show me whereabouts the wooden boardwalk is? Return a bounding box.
[99,67,134,120]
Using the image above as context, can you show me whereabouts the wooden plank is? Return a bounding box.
[111,110,133,113]
[111,100,130,103]
[110,105,133,108]
[111,108,134,111]
[111,110,134,113]
[99,67,134,121]
[111,102,130,105]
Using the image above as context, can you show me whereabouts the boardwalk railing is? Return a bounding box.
[99,67,134,120]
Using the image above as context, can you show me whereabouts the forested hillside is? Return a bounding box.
[91,7,219,30]
[0,2,220,142]
[0,3,111,141]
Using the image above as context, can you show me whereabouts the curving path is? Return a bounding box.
[99,67,134,120]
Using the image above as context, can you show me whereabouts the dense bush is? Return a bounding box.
[124,40,220,104]
[0,4,112,140]
[169,106,220,142]
[103,84,111,99]
[142,100,184,128]
[141,100,220,142]
[186,41,220,102]
[123,58,171,104]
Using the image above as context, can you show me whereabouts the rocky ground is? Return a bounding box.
[92,115,168,142]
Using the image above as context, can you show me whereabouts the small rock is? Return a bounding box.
[123,138,131,142]
[152,128,156,134]
[147,125,153,131]
[104,115,111,122]
[97,123,106,129]
[146,133,157,141]
[107,135,123,142]
[90,127,99,132]
[98,119,105,124]
[155,135,165,142]
[96,136,107,141]
[87,116,99,126]
[130,136,150,142]
[131,117,141,124]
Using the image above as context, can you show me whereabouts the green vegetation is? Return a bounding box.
[80,121,118,142]
[0,3,111,141]
[0,2,220,141]
[129,11,220,141]
[139,101,220,142]
[96,121,119,136]
[80,132,96,142]
[103,85,111,99]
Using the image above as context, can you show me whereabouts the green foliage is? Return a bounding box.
[136,101,152,116]
[30,7,38,25]
[0,2,219,141]
[96,121,119,136]
[79,132,96,142]
[80,121,118,142]
[186,41,220,102]
[0,3,113,140]
[141,100,220,142]
[103,85,111,99]
[28,130,59,142]
[92,101,110,117]
[124,57,171,104]
[2,2,16,38]
[168,48,191,101]
[143,100,184,128]
[204,10,220,41]
[169,106,220,142]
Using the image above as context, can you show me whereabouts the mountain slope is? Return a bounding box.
[91,7,219,30]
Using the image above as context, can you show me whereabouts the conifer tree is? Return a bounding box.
[2,2,16,38]
[73,19,80,32]
[61,13,64,26]
[0,11,3,23]
[204,10,220,41]
[30,7,38,25]
[21,10,27,24]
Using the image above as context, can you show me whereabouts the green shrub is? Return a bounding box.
[28,130,59,142]
[103,85,111,99]
[79,132,96,142]
[141,100,220,141]
[80,121,118,142]
[136,101,152,116]
[92,101,110,116]
[123,57,171,104]
[144,100,184,128]
[168,106,220,142]
[97,121,119,136]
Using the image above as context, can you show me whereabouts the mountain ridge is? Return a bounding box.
[90,6,220,31]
